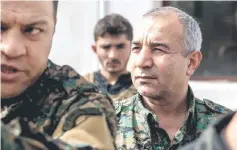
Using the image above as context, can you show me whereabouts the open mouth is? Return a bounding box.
[1,64,19,74]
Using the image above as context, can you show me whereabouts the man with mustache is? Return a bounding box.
[84,14,137,101]
[1,1,116,149]
[114,6,232,150]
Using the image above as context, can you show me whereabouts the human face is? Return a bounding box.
[1,1,55,98]
[130,14,201,100]
[93,33,131,75]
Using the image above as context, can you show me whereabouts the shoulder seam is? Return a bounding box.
[203,98,231,114]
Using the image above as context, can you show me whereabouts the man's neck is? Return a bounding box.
[142,87,189,117]
[142,86,189,141]
[100,69,128,85]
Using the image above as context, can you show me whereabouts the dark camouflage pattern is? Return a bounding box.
[84,72,137,101]
[109,85,137,101]
[1,120,94,150]
[114,87,232,150]
[1,60,116,150]
[178,111,237,150]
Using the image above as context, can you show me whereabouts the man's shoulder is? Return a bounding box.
[48,64,116,139]
[195,98,232,114]
[47,61,106,96]
[178,112,236,150]
[188,98,232,135]
[50,63,112,109]
[45,61,115,128]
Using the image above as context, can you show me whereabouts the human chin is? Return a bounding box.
[1,82,27,98]
[106,68,120,74]
[106,65,121,72]
[138,89,155,98]
[137,85,154,94]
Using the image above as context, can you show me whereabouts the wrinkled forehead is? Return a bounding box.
[1,1,54,19]
[133,15,184,42]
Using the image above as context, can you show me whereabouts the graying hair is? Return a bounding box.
[143,6,202,53]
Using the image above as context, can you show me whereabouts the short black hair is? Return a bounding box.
[94,13,133,41]
[53,1,58,17]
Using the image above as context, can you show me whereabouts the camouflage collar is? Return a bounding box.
[133,85,196,145]
[174,86,196,144]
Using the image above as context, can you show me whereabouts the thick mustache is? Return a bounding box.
[107,59,121,64]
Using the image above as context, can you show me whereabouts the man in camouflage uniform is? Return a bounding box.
[84,14,137,101]
[1,1,116,149]
[114,6,232,150]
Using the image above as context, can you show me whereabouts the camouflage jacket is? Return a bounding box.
[1,120,96,150]
[84,71,137,101]
[114,87,232,150]
[1,60,116,150]
[177,111,236,150]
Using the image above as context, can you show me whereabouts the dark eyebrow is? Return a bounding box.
[116,43,125,46]
[26,20,49,26]
[100,44,112,48]
[150,42,170,50]
[1,20,48,28]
